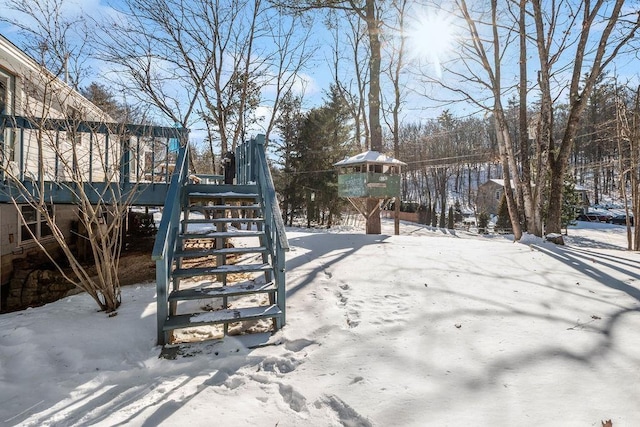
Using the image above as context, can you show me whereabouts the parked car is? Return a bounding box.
[611,213,634,226]
[576,212,613,223]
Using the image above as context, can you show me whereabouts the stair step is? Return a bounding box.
[179,230,264,240]
[169,281,276,301]
[185,183,259,195]
[172,263,272,278]
[189,191,259,198]
[175,246,269,258]
[163,304,282,331]
[190,205,262,211]
[182,217,264,225]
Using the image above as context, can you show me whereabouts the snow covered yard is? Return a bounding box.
[1,220,639,426]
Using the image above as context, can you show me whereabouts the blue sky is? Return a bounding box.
[2,0,639,145]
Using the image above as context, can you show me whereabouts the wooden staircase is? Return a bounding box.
[153,136,288,345]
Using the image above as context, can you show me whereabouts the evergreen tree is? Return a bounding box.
[274,92,305,226]
[478,212,490,234]
[431,203,438,227]
[561,176,581,234]
[453,200,463,223]
[495,194,512,232]
[447,206,454,229]
[81,82,138,123]
[295,85,353,227]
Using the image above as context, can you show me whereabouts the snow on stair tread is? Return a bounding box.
[191,205,261,210]
[163,305,282,330]
[188,191,259,197]
[182,217,265,224]
[172,263,272,277]
[179,230,264,239]
[175,246,268,257]
[169,281,276,300]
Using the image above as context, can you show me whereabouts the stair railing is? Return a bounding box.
[237,135,289,328]
[152,142,190,345]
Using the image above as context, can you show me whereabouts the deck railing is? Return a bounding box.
[0,115,185,204]
[151,142,191,345]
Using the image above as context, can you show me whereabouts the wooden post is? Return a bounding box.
[394,198,400,235]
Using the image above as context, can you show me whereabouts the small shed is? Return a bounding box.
[334,151,406,198]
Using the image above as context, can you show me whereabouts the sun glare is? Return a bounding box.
[407,8,458,78]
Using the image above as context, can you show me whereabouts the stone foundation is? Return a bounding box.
[4,266,75,311]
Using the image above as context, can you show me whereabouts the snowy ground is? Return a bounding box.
[1,219,639,426]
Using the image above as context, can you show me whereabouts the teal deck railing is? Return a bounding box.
[236,135,290,328]
[0,115,185,205]
[151,142,191,345]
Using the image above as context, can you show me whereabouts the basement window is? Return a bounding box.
[19,204,54,244]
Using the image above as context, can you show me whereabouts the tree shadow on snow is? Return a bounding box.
[531,243,640,302]
[451,242,640,398]
[3,302,316,427]
[285,232,391,298]
[565,234,629,251]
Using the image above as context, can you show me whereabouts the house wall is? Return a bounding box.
[476,181,503,215]
[0,35,166,309]
[1,203,77,302]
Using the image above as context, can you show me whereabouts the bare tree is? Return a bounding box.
[414,0,639,238]
[0,0,92,88]
[261,13,316,147]
[616,84,640,250]
[1,69,160,312]
[95,0,211,132]
[328,10,369,152]
[454,0,524,239]
[533,0,640,234]
[97,0,313,161]
[0,0,165,312]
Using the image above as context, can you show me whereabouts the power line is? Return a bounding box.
[276,152,492,176]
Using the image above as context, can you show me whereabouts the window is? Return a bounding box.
[19,204,54,244]
[0,68,16,162]
[0,75,7,115]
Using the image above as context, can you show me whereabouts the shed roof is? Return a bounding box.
[334,151,406,167]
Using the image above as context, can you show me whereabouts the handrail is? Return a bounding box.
[236,135,289,252]
[152,142,190,345]
[151,142,189,260]
[237,135,289,328]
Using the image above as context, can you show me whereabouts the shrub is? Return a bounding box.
[478,212,490,234]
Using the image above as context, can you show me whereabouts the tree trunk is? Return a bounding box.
[366,198,381,234]
[364,0,383,234]
[546,157,566,234]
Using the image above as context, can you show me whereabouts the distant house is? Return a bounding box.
[574,185,590,214]
[476,179,590,216]
[476,179,508,215]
